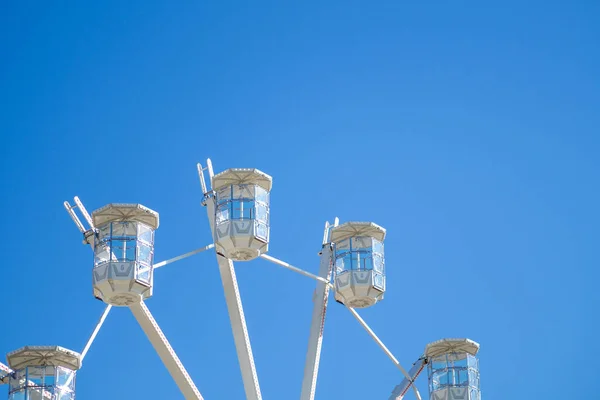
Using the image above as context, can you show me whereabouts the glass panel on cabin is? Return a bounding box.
[26,367,44,387]
[256,222,268,240]
[137,268,151,283]
[255,203,268,223]
[255,186,269,204]
[111,222,136,238]
[232,184,255,199]
[217,186,231,204]
[94,242,110,266]
[56,368,75,392]
[372,239,384,255]
[373,273,384,289]
[216,204,229,224]
[431,355,447,370]
[138,244,152,265]
[97,224,111,240]
[111,239,136,262]
[373,254,384,273]
[138,224,153,244]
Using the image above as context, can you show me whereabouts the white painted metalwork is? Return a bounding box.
[90,203,159,306]
[0,361,53,400]
[347,308,423,400]
[0,161,483,400]
[154,244,215,269]
[6,346,81,400]
[198,160,263,400]
[58,196,208,399]
[260,254,333,288]
[299,220,336,400]
[64,197,95,244]
[209,167,272,261]
[258,218,418,400]
[73,196,94,229]
[130,301,203,400]
[331,222,387,308]
[80,305,112,362]
[389,357,427,400]
[0,363,12,385]
[388,339,482,400]
[425,339,481,400]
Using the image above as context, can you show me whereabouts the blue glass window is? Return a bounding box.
[214,184,270,225]
[232,200,255,220]
[137,268,151,283]
[8,366,73,400]
[256,203,268,223]
[138,244,152,265]
[373,273,384,289]
[256,222,268,240]
[428,353,480,392]
[9,391,25,400]
[255,186,269,204]
[138,224,153,244]
[93,222,155,266]
[334,237,385,272]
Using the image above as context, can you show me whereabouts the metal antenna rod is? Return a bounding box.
[154,244,215,269]
[73,196,94,229]
[197,163,208,194]
[346,307,422,400]
[63,201,86,232]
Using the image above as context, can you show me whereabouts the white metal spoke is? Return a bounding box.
[215,254,262,400]
[129,301,204,400]
[61,304,113,391]
[260,254,333,288]
[300,244,334,400]
[49,160,482,400]
[346,307,422,400]
[201,159,262,400]
[153,244,215,269]
[81,304,112,362]
[389,357,427,400]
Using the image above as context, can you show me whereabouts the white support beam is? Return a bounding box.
[260,254,333,288]
[154,244,215,269]
[214,253,262,400]
[61,304,114,390]
[389,357,427,400]
[200,159,262,400]
[346,307,422,400]
[300,244,334,400]
[81,304,112,362]
[129,301,204,400]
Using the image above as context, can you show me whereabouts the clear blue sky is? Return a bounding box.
[1,1,598,399]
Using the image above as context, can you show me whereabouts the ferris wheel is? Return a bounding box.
[0,159,482,400]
